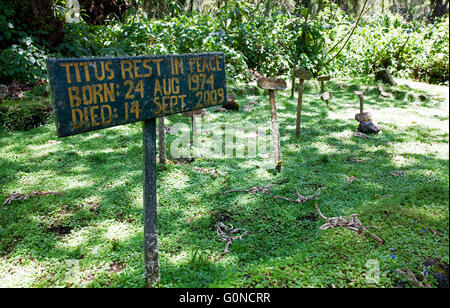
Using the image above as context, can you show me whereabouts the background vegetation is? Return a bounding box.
[0,0,448,289]
[0,0,448,86]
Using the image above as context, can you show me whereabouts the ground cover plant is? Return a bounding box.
[0,77,448,288]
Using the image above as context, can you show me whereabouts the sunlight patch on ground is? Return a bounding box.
[160,169,189,190]
[0,259,45,288]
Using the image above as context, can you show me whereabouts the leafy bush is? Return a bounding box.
[0,2,50,83]
[0,39,48,83]
[328,12,449,84]
[0,101,52,131]
[1,1,448,85]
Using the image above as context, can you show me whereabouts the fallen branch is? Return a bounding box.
[390,170,406,177]
[193,167,227,178]
[274,190,320,204]
[396,268,432,288]
[216,223,248,253]
[222,185,274,195]
[3,191,64,206]
[314,202,384,245]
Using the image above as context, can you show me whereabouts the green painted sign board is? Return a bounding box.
[47,52,226,286]
[47,53,226,137]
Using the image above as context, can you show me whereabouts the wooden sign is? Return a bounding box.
[47,53,226,137]
[47,53,226,286]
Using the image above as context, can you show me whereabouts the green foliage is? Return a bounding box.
[0,100,52,131]
[0,39,48,83]
[328,13,449,84]
[0,78,448,287]
[0,2,50,83]
[0,1,448,85]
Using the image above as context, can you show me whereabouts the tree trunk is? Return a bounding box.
[80,0,131,25]
[430,0,449,20]
[28,0,65,47]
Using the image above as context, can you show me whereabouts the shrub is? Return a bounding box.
[0,101,52,131]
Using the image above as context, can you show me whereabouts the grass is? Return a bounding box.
[0,77,448,288]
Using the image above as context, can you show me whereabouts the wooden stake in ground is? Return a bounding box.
[257,77,287,173]
[158,117,166,167]
[295,68,313,138]
[354,91,381,135]
[183,109,206,135]
[354,91,366,113]
[317,75,330,93]
[318,75,332,110]
[320,91,332,110]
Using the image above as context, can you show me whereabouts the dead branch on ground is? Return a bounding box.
[216,223,248,253]
[274,190,320,204]
[314,202,384,245]
[222,185,274,195]
[3,191,64,206]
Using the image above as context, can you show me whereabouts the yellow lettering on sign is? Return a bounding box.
[142,59,153,77]
[154,96,162,115]
[216,56,222,71]
[94,62,105,81]
[133,59,143,78]
[60,63,74,84]
[73,63,82,83]
[71,108,83,129]
[90,105,100,127]
[154,79,162,97]
[105,61,114,80]
[79,62,91,82]
[103,83,115,103]
[121,60,133,79]
[68,86,81,108]
[152,58,163,77]
[82,85,93,105]
[171,58,184,75]
[189,58,196,74]
[101,105,112,125]
[92,84,104,104]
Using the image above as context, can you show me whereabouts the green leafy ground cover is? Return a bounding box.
[0,78,448,288]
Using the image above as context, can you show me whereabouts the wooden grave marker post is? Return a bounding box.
[47,53,227,286]
[318,75,332,110]
[257,77,287,173]
[294,68,312,138]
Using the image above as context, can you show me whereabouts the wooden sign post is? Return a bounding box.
[47,53,227,286]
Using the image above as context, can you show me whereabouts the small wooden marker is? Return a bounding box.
[183,109,206,135]
[294,68,312,138]
[318,75,332,109]
[317,75,331,93]
[354,91,366,113]
[377,85,390,98]
[257,77,287,173]
[320,91,332,109]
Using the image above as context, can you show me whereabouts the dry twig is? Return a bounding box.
[314,203,384,245]
[3,191,64,206]
[274,190,320,204]
[216,223,248,253]
[193,167,227,178]
[390,170,406,177]
[222,185,274,195]
[396,268,432,288]
[345,176,357,184]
